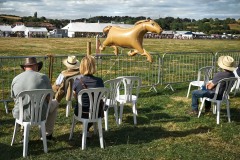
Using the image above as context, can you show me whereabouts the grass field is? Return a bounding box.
[0,38,240,159]
[0,38,240,56]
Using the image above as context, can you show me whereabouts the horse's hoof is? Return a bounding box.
[128,51,133,56]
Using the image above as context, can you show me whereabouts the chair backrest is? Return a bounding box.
[16,89,54,124]
[233,69,240,78]
[197,66,214,83]
[64,75,81,100]
[104,78,122,107]
[77,88,109,120]
[117,76,142,102]
[212,77,237,100]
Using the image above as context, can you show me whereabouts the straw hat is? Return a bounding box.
[20,57,43,71]
[62,56,80,70]
[217,56,235,71]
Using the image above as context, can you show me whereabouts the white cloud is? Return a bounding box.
[0,0,239,20]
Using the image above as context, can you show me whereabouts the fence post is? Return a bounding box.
[96,35,100,54]
[47,55,54,83]
[87,42,91,55]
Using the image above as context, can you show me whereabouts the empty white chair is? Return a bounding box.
[69,88,109,150]
[11,89,54,157]
[198,77,237,124]
[187,66,214,98]
[116,76,141,125]
[104,78,122,131]
[65,75,81,117]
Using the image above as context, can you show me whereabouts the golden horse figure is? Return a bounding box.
[99,19,163,62]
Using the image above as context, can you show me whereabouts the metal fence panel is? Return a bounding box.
[161,52,215,85]
[1,51,239,111]
[0,53,161,111]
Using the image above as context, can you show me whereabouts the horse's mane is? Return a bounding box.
[134,19,152,26]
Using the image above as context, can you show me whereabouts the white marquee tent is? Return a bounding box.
[12,25,27,32]
[25,27,48,37]
[62,21,133,38]
[0,25,12,37]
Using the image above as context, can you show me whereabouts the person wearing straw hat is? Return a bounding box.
[11,57,59,141]
[188,55,235,115]
[52,55,80,103]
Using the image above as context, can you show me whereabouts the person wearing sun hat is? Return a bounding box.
[11,57,59,141]
[188,55,235,115]
[52,55,81,103]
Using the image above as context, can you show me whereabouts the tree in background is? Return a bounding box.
[34,12,37,18]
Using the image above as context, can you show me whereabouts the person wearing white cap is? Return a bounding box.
[189,56,235,115]
[52,55,80,103]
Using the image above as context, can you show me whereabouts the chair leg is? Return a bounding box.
[66,101,72,117]
[104,109,108,131]
[198,98,205,118]
[97,119,104,149]
[132,102,137,125]
[82,121,88,150]
[186,84,192,98]
[234,81,240,96]
[69,116,76,140]
[216,102,220,124]
[113,105,119,126]
[11,121,19,146]
[23,124,30,157]
[118,103,124,125]
[40,122,48,153]
[212,104,216,114]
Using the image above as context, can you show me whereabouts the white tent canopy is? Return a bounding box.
[62,21,133,37]
[0,25,12,32]
[12,25,26,32]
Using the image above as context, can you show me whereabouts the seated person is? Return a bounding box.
[73,55,104,136]
[52,55,80,103]
[11,57,59,140]
[188,56,235,115]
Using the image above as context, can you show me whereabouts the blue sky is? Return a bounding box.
[0,0,239,20]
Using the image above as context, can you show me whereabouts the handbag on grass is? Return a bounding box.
[78,78,105,118]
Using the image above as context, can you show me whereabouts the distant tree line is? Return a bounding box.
[0,14,240,34]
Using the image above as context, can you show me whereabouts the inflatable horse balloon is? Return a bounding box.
[99,19,163,62]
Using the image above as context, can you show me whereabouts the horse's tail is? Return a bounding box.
[103,26,112,34]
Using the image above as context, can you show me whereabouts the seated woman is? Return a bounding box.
[52,55,80,103]
[73,55,104,136]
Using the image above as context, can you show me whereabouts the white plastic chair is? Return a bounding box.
[65,75,81,117]
[69,87,109,150]
[198,77,237,124]
[11,89,54,157]
[116,76,141,125]
[103,78,122,131]
[231,69,240,96]
[186,66,214,98]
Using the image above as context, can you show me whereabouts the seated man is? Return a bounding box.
[189,56,235,115]
[11,57,59,140]
[52,55,80,103]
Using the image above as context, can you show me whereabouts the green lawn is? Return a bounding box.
[0,38,240,159]
[1,84,240,159]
